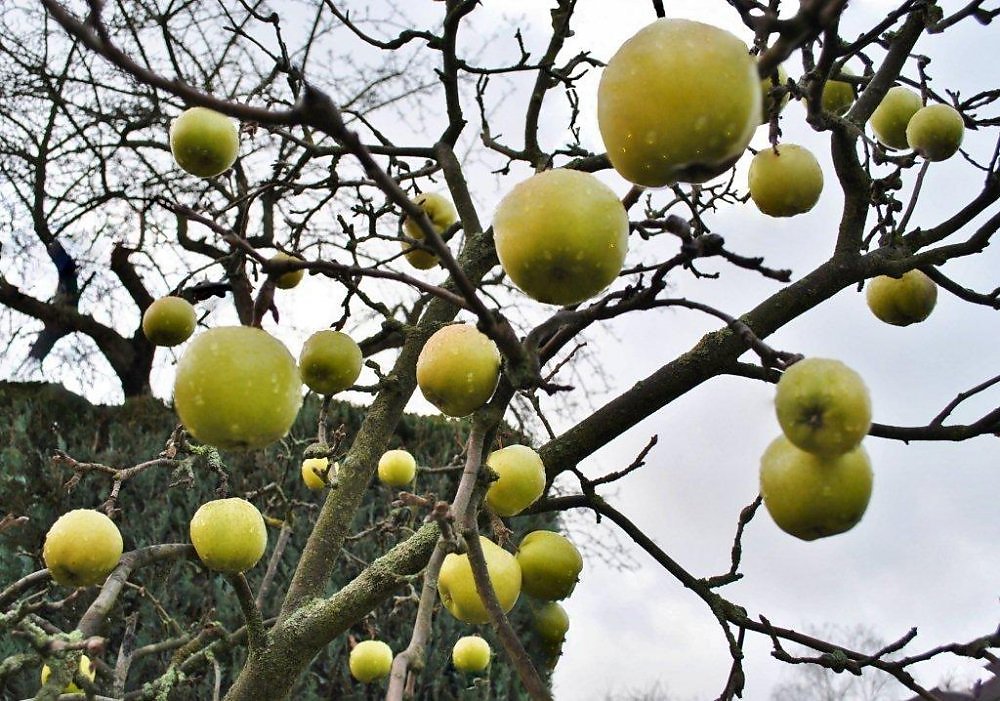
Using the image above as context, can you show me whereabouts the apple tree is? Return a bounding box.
[2,0,1000,699]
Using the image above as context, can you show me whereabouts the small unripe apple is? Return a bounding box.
[349,640,393,683]
[40,655,95,693]
[869,86,922,149]
[377,449,416,487]
[401,192,459,270]
[142,296,197,347]
[866,270,938,326]
[173,326,303,450]
[821,69,855,116]
[492,169,628,306]
[598,18,760,186]
[189,497,267,573]
[774,358,871,458]
[760,435,873,541]
[532,601,570,645]
[268,252,305,290]
[43,509,123,587]
[301,457,332,491]
[484,444,546,517]
[760,64,790,122]
[516,530,583,601]
[748,144,824,218]
[907,103,965,161]
[416,324,501,417]
[437,536,522,624]
[298,329,363,396]
[452,635,491,673]
[169,106,239,178]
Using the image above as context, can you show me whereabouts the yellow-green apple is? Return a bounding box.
[268,252,305,289]
[598,19,760,186]
[401,192,459,269]
[774,357,871,457]
[40,655,95,693]
[416,324,501,417]
[452,635,491,673]
[907,103,965,161]
[516,530,583,601]
[492,169,628,306]
[484,444,545,516]
[298,329,362,396]
[349,640,393,683]
[821,69,855,116]
[759,435,873,540]
[760,64,790,122]
[748,144,824,217]
[377,449,416,487]
[173,326,302,449]
[869,86,922,149]
[190,497,267,573]
[43,509,123,587]
[142,296,197,347]
[301,457,332,491]
[169,106,239,178]
[866,270,938,326]
[437,536,522,624]
[532,601,570,645]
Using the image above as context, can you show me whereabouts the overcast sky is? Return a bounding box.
[6,1,999,699]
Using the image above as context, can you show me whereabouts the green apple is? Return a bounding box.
[452,635,491,673]
[869,86,922,149]
[774,357,872,457]
[484,444,546,516]
[169,106,239,178]
[298,329,362,396]
[416,323,501,417]
[301,457,332,491]
[748,144,824,218]
[437,536,522,624]
[40,655,95,693]
[598,18,760,186]
[377,449,416,487]
[821,69,855,116]
[759,435,873,541]
[401,192,459,270]
[907,103,965,161]
[866,269,938,326]
[492,169,629,306]
[43,509,123,587]
[516,530,582,601]
[190,497,267,573]
[268,252,305,290]
[760,64,790,122]
[349,640,393,683]
[532,601,570,645]
[142,296,197,347]
[173,326,303,449]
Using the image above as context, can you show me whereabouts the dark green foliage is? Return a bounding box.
[0,382,557,699]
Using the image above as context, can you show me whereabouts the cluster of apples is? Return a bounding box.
[760,358,875,540]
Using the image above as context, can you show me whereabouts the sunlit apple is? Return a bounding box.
[301,457,331,491]
[298,329,362,396]
[907,103,965,161]
[748,144,824,218]
[598,18,760,186]
[760,435,873,541]
[492,169,628,306]
[821,69,855,116]
[401,192,459,269]
[142,296,197,347]
[189,497,267,574]
[40,655,95,693]
[377,448,416,487]
[437,536,522,624]
[870,86,922,149]
[43,509,123,587]
[416,323,501,417]
[173,326,303,450]
[169,106,239,178]
[452,635,491,673]
[484,444,546,517]
[349,640,393,683]
[268,252,305,290]
[516,530,582,601]
[866,269,938,326]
